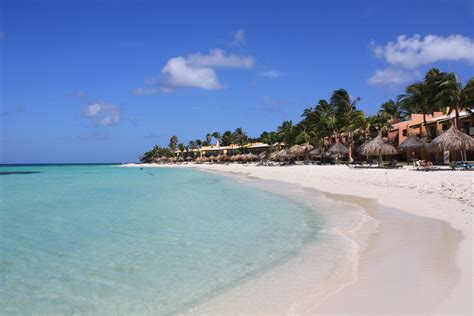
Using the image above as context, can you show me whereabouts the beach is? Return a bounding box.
[125,163,473,315]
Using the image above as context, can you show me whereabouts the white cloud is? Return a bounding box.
[187,48,255,68]
[259,69,281,79]
[134,48,255,94]
[368,68,419,87]
[83,102,120,126]
[372,34,474,68]
[230,28,246,46]
[161,56,225,90]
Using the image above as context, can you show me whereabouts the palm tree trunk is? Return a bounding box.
[454,105,460,129]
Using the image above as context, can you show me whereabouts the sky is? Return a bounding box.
[1,0,473,163]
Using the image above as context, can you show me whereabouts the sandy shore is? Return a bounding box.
[123,163,473,315]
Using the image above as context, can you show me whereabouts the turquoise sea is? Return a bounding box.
[0,165,324,314]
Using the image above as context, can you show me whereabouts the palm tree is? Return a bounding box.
[342,109,365,161]
[379,100,402,120]
[221,130,235,146]
[398,82,436,139]
[233,128,248,153]
[205,133,212,146]
[177,143,185,156]
[277,120,295,147]
[330,89,360,135]
[169,135,178,152]
[435,73,474,129]
[260,131,278,145]
[330,89,361,161]
[212,131,221,145]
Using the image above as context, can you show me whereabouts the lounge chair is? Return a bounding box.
[450,161,473,170]
[383,160,403,169]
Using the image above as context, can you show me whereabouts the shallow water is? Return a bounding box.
[0,165,324,314]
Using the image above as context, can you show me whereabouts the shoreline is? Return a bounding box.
[122,163,472,315]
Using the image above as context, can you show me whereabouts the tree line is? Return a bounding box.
[141,68,473,162]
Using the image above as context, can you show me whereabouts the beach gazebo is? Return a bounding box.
[357,139,372,163]
[428,126,474,162]
[288,145,302,157]
[308,147,323,163]
[269,151,278,161]
[276,149,289,162]
[359,134,397,166]
[327,142,349,161]
[288,144,310,160]
[397,136,427,166]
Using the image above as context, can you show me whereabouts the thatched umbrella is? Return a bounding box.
[288,145,303,157]
[185,156,193,161]
[276,149,289,161]
[397,136,427,166]
[247,153,258,161]
[327,142,349,160]
[288,144,314,160]
[269,151,278,161]
[360,134,397,166]
[301,143,314,160]
[221,155,230,162]
[230,154,241,162]
[428,126,474,161]
[178,156,184,162]
[309,147,322,158]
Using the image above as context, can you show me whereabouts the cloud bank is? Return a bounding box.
[369,34,474,87]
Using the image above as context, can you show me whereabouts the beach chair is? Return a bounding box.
[383,160,403,169]
[450,161,473,170]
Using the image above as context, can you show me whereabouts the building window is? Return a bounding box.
[402,130,407,136]
[430,126,436,138]
[442,124,448,131]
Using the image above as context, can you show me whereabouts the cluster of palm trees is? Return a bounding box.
[140,68,473,163]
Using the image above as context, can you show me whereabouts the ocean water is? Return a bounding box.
[0,165,324,314]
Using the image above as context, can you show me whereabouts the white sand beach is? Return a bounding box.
[124,163,473,315]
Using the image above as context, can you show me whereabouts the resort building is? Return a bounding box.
[179,141,272,158]
[388,110,473,145]
[387,109,473,161]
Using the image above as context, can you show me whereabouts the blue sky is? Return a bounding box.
[1,0,473,163]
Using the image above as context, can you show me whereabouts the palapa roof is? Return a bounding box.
[327,142,349,156]
[357,139,371,155]
[288,144,314,156]
[309,147,322,157]
[246,153,259,160]
[428,126,474,152]
[288,144,303,156]
[397,135,426,152]
[269,152,278,161]
[359,134,397,156]
[276,149,289,160]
